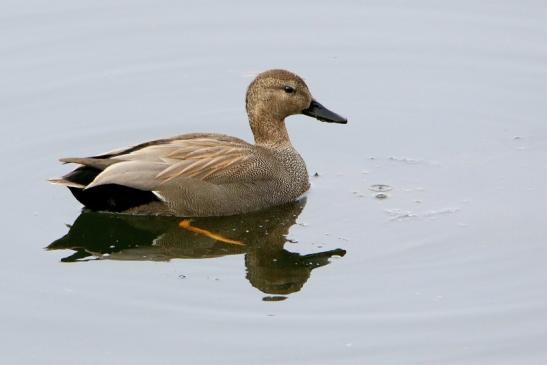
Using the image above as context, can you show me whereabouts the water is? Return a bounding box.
[2,1,547,364]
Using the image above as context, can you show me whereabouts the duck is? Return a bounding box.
[50,69,347,217]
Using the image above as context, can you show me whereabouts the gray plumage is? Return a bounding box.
[50,69,347,216]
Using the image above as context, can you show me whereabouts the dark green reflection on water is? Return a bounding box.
[48,200,346,297]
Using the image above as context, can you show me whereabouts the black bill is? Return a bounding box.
[302,100,347,124]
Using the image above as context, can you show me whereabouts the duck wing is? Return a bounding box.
[52,133,289,215]
[55,133,277,191]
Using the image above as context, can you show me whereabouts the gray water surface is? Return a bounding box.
[2,1,547,364]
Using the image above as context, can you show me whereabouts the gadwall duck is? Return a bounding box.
[50,69,347,216]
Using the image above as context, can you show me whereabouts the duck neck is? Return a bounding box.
[249,111,292,147]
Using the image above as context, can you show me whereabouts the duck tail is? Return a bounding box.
[48,177,86,189]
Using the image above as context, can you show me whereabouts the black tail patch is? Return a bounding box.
[64,166,160,212]
[63,165,102,186]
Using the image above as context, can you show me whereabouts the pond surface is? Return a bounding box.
[2,1,547,364]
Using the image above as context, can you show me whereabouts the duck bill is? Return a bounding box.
[302,100,347,124]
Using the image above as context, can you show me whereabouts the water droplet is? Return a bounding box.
[369,184,392,192]
[375,193,388,199]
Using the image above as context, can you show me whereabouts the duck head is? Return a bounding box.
[246,69,347,145]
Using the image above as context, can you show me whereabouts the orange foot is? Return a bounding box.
[179,220,245,246]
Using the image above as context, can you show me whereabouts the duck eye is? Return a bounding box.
[283,85,295,94]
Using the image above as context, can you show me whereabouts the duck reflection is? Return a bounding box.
[47,199,346,297]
